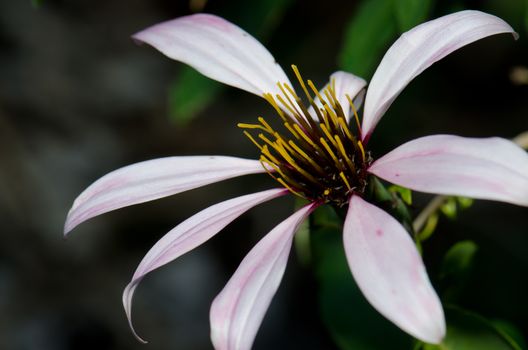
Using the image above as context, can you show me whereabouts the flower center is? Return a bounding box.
[239,66,371,206]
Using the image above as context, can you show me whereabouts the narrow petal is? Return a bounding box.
[210,203,317,350]
[133,14,291,97]
[369,135,528,206]
[122,188,286,343]
[362,10,517,140]
[344,195,445,344]
[309,71,367,121]
[64,156,265,234]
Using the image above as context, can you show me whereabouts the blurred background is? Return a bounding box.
[0,0,527,349]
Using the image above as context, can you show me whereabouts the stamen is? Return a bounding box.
[257,117,274,133]
[263,93,288,122]
[334,135,356,173]
[320,137,344,171]
[357,140,366,161]
[319,123,339,149]
[293,123,325,154]
[288,140,325,174]
[339,172,352,190]
[284,122,301,140]
[346,94,362,134]
[337,117,356,143]
[277,177,306,199]
[242,130,263,150]
[291,65,315,104]
[238,122,272,134]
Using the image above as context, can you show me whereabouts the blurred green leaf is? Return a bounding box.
[311,215,412,350]
[168,68,221,126]
[294,197,311,265]
[389,185,413,205]
[491,319,528,350]
[456,197,474,210]
[339,0,398,78]
[168,0,293,125]
[440,240,478,281]
[417,212,438,242]
[394,0,434,32]
[31,0,43,8]
[440,197,458,219]
[420,307,522,350]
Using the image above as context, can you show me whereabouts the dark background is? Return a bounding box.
[0,0,527,349]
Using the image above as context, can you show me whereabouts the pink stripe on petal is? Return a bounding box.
[344,195,445,344]
[64,156,266,235]
[369,135,528,206]
[362,10,517,140]
[133,14,291,97]
[122,188,287,343]
[210,203,317,350]
[308,71,366,122]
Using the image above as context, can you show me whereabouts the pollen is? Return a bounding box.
[239,66,370,206]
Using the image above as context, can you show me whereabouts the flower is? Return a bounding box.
[64,10,526,349]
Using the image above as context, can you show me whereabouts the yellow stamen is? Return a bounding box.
[238,122,272,134]
[319,123,339,149]
[334,135,356,173]
[261,145,281,164]
[339,172,352,190]
[337,117,356,143]
[346,94,361,132]
[291,65,314,103]
[242,130,263,150]
[324,189,331,196]
[284,122,300,140]
[277,177,306,199]
[257,117,274,133]
[288,140,325,173]
[320,137,343,170]
[263,93,287,122]
[358,140,366,161]
[293,123,325,154]
[273,143,319,184]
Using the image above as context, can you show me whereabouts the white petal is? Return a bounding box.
[362,10,517,140]
[64,156,265,234]
[122,188,286,343]
[309,71,367,121]
[133,14,291,97]
[344,195,445,344]
[210,203,316,350]
[369,135,528,206]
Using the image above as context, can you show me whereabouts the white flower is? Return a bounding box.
[65,10,525,349]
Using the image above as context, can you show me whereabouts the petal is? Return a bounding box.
[344,195,445,344]
[64,156,265,235]
[362,10,517,140]
[309,71,367,121]
[210,203,317,350]
[369,135,528,206]
[122,188,286,343]
[133,14,291,97]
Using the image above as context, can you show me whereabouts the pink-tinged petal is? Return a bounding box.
[369,135,528,206]
[210,203,317,350]
[133,14,291,97]
[344,196,445,344]
[362,10,517,140]
[309,71,367,121]
[122,188,286,343]
[64,156,265,235]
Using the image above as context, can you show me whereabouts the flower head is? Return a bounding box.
[65,10,526,349]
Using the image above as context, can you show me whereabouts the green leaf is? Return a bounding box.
[439,240,478,302]
[312,222,412,350]
[421,307,523,350]
[388,185,413,205]
[440,240,478,281]
[294,197,311,265]
[394,0,434,32]
[417,212,439,242]
[440,198,458,219]
[339,0,398,78]
[31,0,43,8]
[456,197,473,210]
[168,68,221,126]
